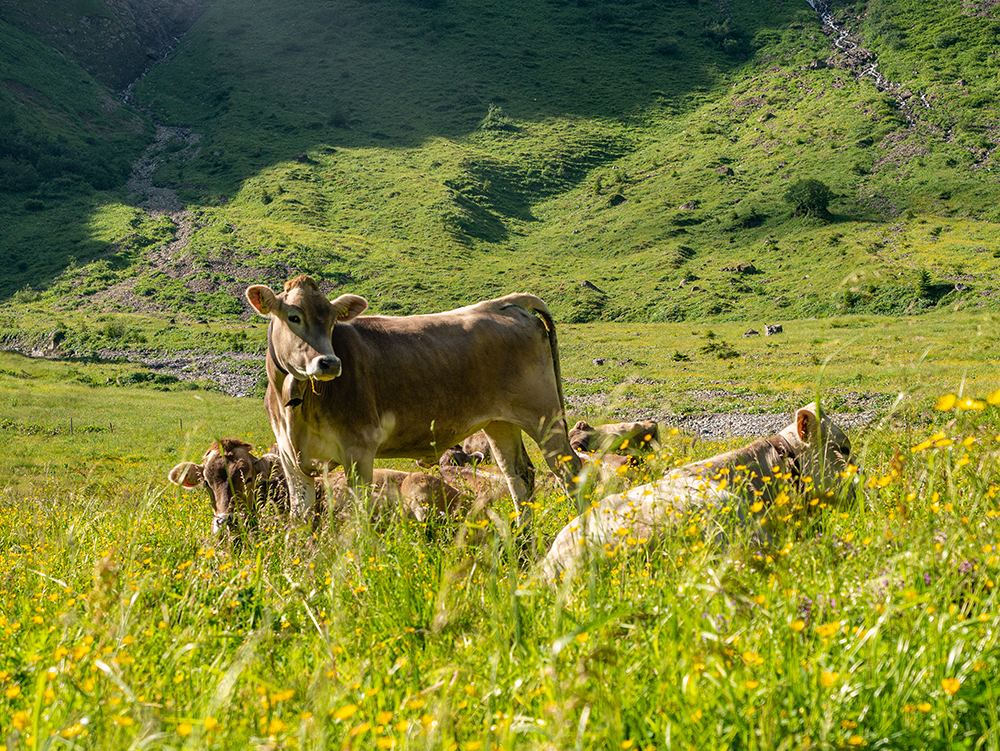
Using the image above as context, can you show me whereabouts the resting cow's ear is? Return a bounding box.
[168,462,204,488]
[794,403,821,443]
[330,294,368,322]
[246,285,278,317]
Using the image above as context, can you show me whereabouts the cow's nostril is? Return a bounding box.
[311,356,342,378]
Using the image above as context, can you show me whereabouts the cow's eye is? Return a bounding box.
[288,314,301,324]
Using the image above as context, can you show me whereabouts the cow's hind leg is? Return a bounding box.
[482,422,535,530]
[529,417,584,513]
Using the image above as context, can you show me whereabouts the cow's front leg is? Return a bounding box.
[281,453,317,524]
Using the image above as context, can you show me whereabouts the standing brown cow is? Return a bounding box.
[245,275,582,531]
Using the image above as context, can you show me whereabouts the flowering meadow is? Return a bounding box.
[3,350,1000,749]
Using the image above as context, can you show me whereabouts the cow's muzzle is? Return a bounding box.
[212,513,234,535]
[307,355,342,380]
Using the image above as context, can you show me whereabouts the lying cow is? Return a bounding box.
[462,432,493,463]
[168,439,473,534]
[569,419,659,455]
[424,432,492,467]
[327,467,470,523]
[246,275,582,531]
[167,438,293,535]
[432,445,485,468]
[575,448,639,483]
[541,404,857,582]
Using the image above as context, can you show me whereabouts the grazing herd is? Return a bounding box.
[168,276,859,581]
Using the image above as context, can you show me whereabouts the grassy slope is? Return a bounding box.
[3,352,1000,749]
[5,4,1000,747]
[0,18,152,297]
[3,0,1000,331]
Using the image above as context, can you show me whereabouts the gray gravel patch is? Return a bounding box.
[661,409,881,441]
[96,348,264,397]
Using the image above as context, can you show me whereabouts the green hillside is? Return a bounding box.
[1,0,1000,339]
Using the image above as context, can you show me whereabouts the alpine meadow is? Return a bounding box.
[3,0,1000,748]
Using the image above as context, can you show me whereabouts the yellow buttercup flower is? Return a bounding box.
[942,677,961,695]
[816,621,840,638]
[333,704,359,721]
[268,718,288,734]
[935,393,957,411]
[790,620,806,632]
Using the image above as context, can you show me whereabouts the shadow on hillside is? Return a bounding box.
[1,0,822,303]
[0,195,122,301]
[131,0,813,194]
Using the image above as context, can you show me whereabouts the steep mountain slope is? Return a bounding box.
[2,0,1000,342]
[0,0,210,90]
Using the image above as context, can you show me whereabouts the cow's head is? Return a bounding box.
[781,403,859,501]
[246,275,367,382]
[167,439,280,535]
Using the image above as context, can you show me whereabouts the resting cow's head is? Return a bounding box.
[783,402,858,499]
[246,275,368,381]
[167,439,280,535]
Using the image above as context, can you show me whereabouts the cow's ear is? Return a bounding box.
[246,285,278,317]
[168,462,204,488]
[795,403,821,442]
[331,294,368,321]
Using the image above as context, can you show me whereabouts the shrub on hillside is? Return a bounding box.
[479,104,519,134]
[935,31,961,48]
[653,38,680,55]
[0,158,41,192]
[783,178,834,218]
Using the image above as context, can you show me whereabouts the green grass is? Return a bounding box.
[3,0,999,326]
[4,0,1000,745]
[3,345,1000,748]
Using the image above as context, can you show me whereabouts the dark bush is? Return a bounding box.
[917,268,933,298]
[654,38,680,55]
[783,179,834,217]
[0,159,41,192]
[935,32,961,48]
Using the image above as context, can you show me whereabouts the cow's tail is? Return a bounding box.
[504,294,570,420]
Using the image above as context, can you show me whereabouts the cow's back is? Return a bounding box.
[304,297,560,456]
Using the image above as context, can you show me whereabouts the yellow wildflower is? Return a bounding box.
[333,704,359,721]
[815,621,840,638]
[935,394,957,411]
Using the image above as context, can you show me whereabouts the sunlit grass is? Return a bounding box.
[3,369,1000,747]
